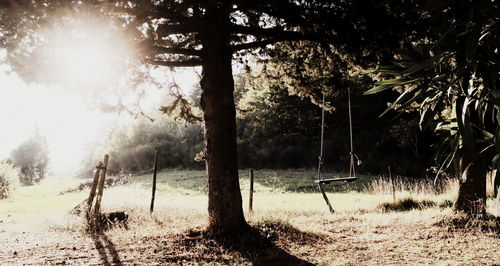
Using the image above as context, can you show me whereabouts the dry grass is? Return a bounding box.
[0,171,499,265]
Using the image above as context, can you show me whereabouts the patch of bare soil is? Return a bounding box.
[0,215,499,265]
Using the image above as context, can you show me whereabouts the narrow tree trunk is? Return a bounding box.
[454,152,487,216]
[198,7,247,234]
[494,168,500,199]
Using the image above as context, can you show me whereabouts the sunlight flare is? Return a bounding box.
[44,17,132,87]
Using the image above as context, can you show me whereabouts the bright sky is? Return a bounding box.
[0,70,104,173]
[0,16,200,174]
[0,63,199,175]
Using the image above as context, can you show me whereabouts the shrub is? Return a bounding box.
[10,134,49,185]
[0,162,20,199]
[379,197,436,212]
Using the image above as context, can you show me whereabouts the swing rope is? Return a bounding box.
[317,88,358,180]
[318,93,326,180]
[347,87,356,178]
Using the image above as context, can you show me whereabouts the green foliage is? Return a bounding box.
[368,0,500,181]
[0,161,20,199]
[80,117,204,176]
[10,133,49,185]
[236,79,321,169]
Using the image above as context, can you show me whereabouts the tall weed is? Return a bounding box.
[0,162,20,199]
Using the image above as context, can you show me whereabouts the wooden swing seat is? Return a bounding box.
[314,177,358,185]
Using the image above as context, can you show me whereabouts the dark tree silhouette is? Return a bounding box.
[367,0,500,215]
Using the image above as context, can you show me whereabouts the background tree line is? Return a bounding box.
[80,69,438,179]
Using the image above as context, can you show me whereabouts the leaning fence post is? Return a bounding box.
[86,161,102,219]
[249,169,254,212]
[93,154,109,216]
[150,149,160,213]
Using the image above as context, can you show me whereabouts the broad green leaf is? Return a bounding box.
[398,86,429,110]
[481,129,494,140]
[399,56,438,76]
[456,97,475,150]
[376,78,422,85]
[436,121,458,134]
[364,83,393,95]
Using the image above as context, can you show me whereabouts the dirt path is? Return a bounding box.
[1,213,499,265]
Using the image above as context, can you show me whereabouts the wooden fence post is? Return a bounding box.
[150,149,159,213]
[93,154,109,216]
[388,166,396,202]
[249,169,254,212]
[86,161,102,219]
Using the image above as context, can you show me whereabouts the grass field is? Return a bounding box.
[1,169,499,265]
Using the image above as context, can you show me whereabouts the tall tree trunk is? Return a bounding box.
[198,7,247,234]
[454,150,487,216]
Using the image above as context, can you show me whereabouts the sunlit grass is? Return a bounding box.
[1,169,498,237]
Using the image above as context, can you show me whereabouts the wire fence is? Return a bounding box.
[106,167,156,177]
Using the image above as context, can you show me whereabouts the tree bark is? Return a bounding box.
[198,6,247,234]
[454,152,487,216]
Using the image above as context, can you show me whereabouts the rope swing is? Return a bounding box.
[315,88,359,213]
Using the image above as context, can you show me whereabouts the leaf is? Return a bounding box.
[398,86,429,110]
[364,83,393,95]
[478,144,494,155]
[461,161,473,182]
[378,78,423,85]
[399,56,438,76]
[379,89,415,117]
[375,65,402,74]
[480,129,494,140]
[364,78,422,95]
[455,97,475,150]
[419,108,428,129]
[436,121,458,133]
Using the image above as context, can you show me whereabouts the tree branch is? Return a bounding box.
[231,24,295,37]
[231,33,335,52]
[157,23,202,35]
[231,38,287,51]
[152,46,202,56]
[146,58,203,67]
[231,24,334,43]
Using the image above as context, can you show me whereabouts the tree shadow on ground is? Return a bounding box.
[164,221,319,265]
[92,233,122,266]
[213,225,316,265]
[435,212,500,233]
